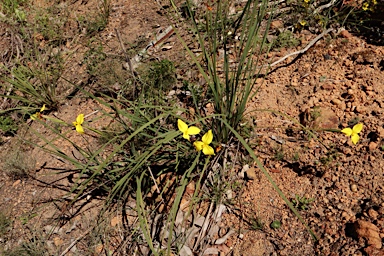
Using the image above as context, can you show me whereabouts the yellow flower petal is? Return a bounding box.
[352,123,363,134]
[202,145,215,155]
[183,133,190,141]
[76,114,84,125]
[177,119,188,133]
[40,104,46,112]
[341,128,353,136]
[75,124,84,134]
[351,133,359,144]
[31,113,37,120]
[202,130,213,145]
[187,126,200,135]
[194,141,204,151]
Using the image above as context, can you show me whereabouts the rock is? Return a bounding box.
[12,180,21,187]
[340,29,353,38]
[270,20,284,29]
[331,98,342,106]
[321,83,334,90]
[53,237,64,247]
[313,107,339,129]
[111,216,121,227]
[363,245,384,256]
[369,142,378,151]
[378,127,384,138]
[352,220,382,249]
[245,167,257,180]
[368,209,379,220]
[350,184,358,192]
[355,105,366,113]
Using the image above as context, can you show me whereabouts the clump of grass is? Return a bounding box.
[175,0,275,143]
[292,194,314,211]
[3,148,36,180]
[272,30,300,49]
[250,215,264,230]
[273,145,285,161]
[0,116,18,135]
[0,0,27,22]
[78,0,110,35]
[139,59,176,100]
[0,211,12,238]
[4,239,47,256]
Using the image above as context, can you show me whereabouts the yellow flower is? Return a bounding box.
[362,2,369,10]
[341,123,363,145]
[178,119,200,141]
[304,0,310,3]
[30,104,46,120]
[194,130,215,156]
[299,20,307,26]
[73,114,84,134]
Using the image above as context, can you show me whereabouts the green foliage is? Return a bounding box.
[0,0,27,22]
[319,147,339,166]
[273,145,285,161]
[272,30,300,49]
[250,215,264,230]
[292,194,314,211]
[270,220,281,229]
[5,240,47,256]
[0,116,18,135]
[1,63,60,108]
[77,0,110,35]
[176,0,274,143]
[3,149,36,180]
[139,59,176,99]
[0,212,12,237]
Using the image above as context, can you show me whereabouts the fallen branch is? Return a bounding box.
[314,0,338,14]
[269,28,334,67]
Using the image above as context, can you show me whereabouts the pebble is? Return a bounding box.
[368,142,377,151]
[331,98,342,106]
[245,167,257,180]
[352,220,382,249]
[350,184,358,192]
[355,105,365,113]
[368,209,379,220]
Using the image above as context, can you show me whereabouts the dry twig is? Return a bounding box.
[269,28,334,68]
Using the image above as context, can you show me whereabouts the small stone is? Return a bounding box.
[53,237,64,247]
[352,220,381,249]
[245,167,257,180]
[351,184,358,192]
[111,216,120,227]
[331,99,342,106]
[95,244,104,254]
[377,127,384,138]
[270,20,283,29]
[340,29,353,38]
[368,209,379,220]
[355,105,365,113]
[369,142,378,151]
[321,83,334,90]
[343,147,352,155]
[12,180,21,187]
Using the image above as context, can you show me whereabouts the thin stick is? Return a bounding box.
[59,226,93,256]
[314,0,337,14]
[148,166,166,206]
[269,28,334,68]
[114,28,137,96]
